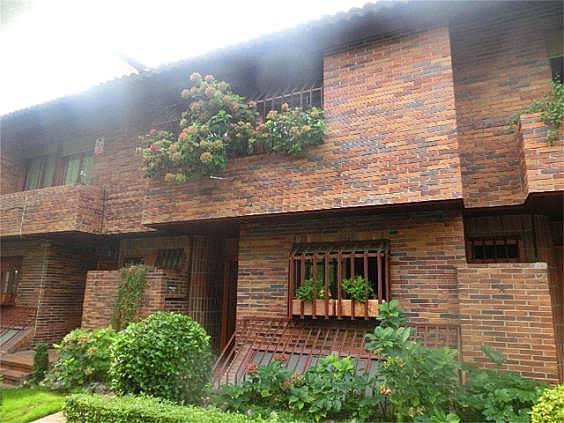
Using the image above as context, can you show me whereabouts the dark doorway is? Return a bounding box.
[220,239,238,350]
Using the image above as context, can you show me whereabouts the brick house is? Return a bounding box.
[1,1,562,384]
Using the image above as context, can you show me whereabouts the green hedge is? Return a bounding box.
[64,394,282,423]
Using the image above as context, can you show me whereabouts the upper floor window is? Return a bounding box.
[63,152,93,185]
[24,156,55,190]
[254,86,323,121]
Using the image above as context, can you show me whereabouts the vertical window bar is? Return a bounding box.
[312,254,317,319]
[324,253,329,319]
[350,254,355,319]
[337,251,342,319]
[288,256,294,319]
[300,255,305,319]
[363,251,369,319]
[377,253,383,303]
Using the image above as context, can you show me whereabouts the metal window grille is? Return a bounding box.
[155,248,184,269]
[253,86,323,121]
[466,237,522,263]
[288,241,390,320]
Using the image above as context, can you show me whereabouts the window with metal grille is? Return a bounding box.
[466,237,522,263]
[122,257,144,267]
[289,241,390,319]
[63,152,93,185]
[254,87,323,121]
[155,248,184,269]
[24,156,56,190]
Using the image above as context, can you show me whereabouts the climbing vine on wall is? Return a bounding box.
[112,265,150,330]
[138,72,326,183]
[509,79,564,144]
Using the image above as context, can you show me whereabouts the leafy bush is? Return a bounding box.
[215,355,378,422]
[64,393,283,423]
[341,276,373,302]
[365,302,460,421]
[112,264,149,330]
[531,385,564,423]
[30,343,49,384]
[111,312,213,405]
[139,73,325,182]
[44,327,119,391]
[455,367,546,423]
[376,299,409,329]
[289,355,378,422]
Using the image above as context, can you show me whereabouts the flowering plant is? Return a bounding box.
[139,72,326,182]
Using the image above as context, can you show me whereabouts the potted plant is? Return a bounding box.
[292,279,335,316]
[340,276,378,318]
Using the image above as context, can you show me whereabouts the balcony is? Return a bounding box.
[0,185,104,237]
[519,113,564,197]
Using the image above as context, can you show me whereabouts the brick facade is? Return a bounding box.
[0,2,562,381]
[458,263,559,383]
[451,2,560,208]
[142,24,462,225]
[0,185,104,237]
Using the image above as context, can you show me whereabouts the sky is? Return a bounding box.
[0,0,370,115]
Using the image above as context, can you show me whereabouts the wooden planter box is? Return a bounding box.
[292,299,335,317]
[338,299,378,318]
[0,293,16,306]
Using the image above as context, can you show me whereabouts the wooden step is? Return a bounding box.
[0,357,34,373]
[0,367,30,385]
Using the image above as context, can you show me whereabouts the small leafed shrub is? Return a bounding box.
[111,312,213,404]
[455,367,546,423]
[531,384,564,423]
[295,279,327,301]
[30,343,49,384]
[44,327,119,391]
[341,276,373,302]
[64,393,278,423]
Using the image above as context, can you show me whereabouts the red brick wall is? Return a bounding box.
[82,269,189,329]
[0,185,104,237]
[142,24,462,225]
[32,244,95,344]
[237,210,466,323]
[458,263,560,383]
[0,145,25,195]
[451,2,560,208]
[519,114,564,196]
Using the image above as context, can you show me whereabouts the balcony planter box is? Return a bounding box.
[0,293,16,306]
[292,299,335,317]
[338,299,378,318]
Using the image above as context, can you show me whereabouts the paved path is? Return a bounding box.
[31,412,65,422]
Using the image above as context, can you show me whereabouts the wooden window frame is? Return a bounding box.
[288,240,390,320]
[155,248,184,269]
[1,257,22,306]
[62,151,93,185]
[23,155,55,190]
[466,236,523,263]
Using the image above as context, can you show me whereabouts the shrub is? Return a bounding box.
[64,393,282,423]
[111,312,213,405]
[295,279,326,301]
[30,343,49,384]
[455,366,546,423]
[139,73,325,182]
[112,264,149,330]
[365,302,460,421]
[341,276,373,302]
[44,327,119,391]
[289,355,378,422]
[531,385,564,423]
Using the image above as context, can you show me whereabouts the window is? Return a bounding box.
[64,152,93,185]
[254,87,323,121]
[289,241,389,319]
[155,248,184,269]
[1,257,22,305]
[24,156,55,190]
[550,56,563,84]
[122,257,144,267]
[466,237,522,263]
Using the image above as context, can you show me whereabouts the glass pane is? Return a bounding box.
[41,156,55,187]
[25,158,43,190]
[79,155,93,184]
[64,155,81,185]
